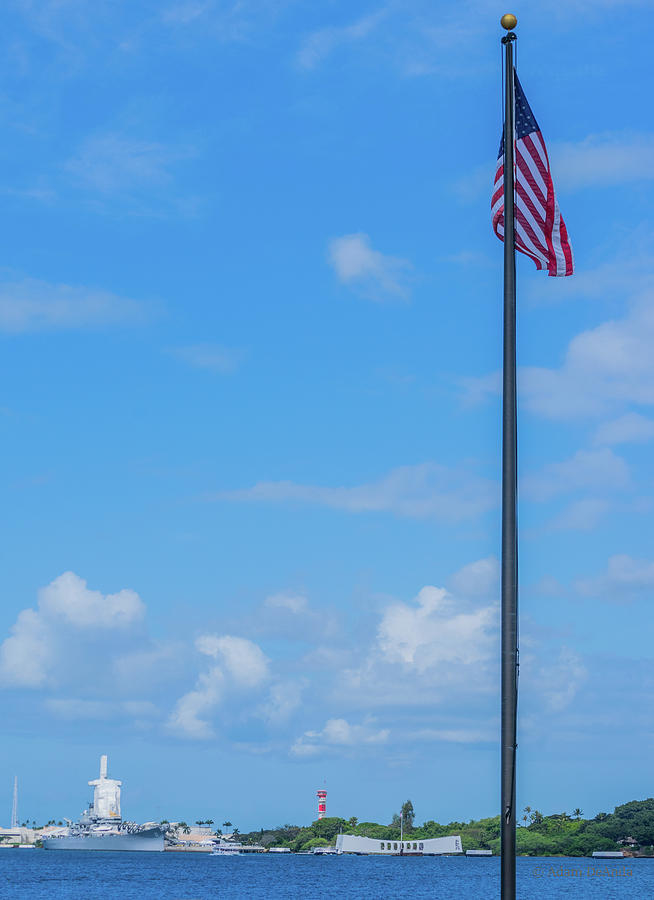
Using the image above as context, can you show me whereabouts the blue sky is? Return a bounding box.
[1,0,653,831]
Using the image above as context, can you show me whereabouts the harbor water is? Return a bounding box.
[0,851,652,899]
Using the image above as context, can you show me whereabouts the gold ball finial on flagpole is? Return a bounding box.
[500,14,517,30]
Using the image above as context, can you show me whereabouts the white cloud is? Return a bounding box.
[452,162,494,204]
[0,609,53,688]
[0,278,148,333]
[258,680,303,726]
[66,133,192,193]
[39,571,145,629]
[521,449,629,502]
[524,252,654,307]
[521,299,654,420]
[465,298,654,420]
[575,554,654,602]
[593,413,654,446]
[297,10,387,69]
[328,233,412,301]
[0,572,146,688]
[255,591,340,643]
[167,665,224,739]
[551,132,654,191]
[459,370,501,408]
[461,244,654,421]
[291,717,389,756]
[168,634,269,738]
[168,344,242,373]
[448,556,499,598]
[332,564,501,719]
[216,462,497,521]
[162,2,212,25]
[377,586,495,671]
[195,634,269,687]
[159,0,289,42]
[407,727,494,744]
[112,643,182,691]
[536,647,587,712]
[264,592,308,614]
[174,564,501,751]
[530,575,565,597]
[45,698,159,721]
[549,498,610,531]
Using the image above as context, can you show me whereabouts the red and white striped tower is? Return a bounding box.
[316,788,327,820]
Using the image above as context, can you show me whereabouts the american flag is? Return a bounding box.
[492,71,573,277]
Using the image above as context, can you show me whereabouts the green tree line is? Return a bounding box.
[235,798,654,856]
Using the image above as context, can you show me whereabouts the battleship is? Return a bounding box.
[42,755,164,851]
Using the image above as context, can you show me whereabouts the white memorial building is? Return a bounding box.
[335,834,462,855]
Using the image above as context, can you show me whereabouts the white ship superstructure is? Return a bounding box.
[87,754,121,821]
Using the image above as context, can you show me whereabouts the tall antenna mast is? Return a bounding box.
[11,776,18,829]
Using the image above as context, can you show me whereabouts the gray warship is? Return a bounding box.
[42,755,164,851]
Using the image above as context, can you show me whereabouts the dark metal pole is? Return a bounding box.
[500,25,518,900]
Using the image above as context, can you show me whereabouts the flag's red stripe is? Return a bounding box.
[559,217,574,274]
[521,134,550,185]
[515,181,547,232]
[515,145,547,207]
[515,208,549,258]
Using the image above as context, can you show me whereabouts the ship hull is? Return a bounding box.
[42,827,164,852]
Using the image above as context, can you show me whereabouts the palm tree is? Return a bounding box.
[522,815,528,826]
[223,820,232,831]
[206,819,214,826]
[573,808,583,819]
[178,821,191,835]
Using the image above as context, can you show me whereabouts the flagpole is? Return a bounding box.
[500,13,518,900]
